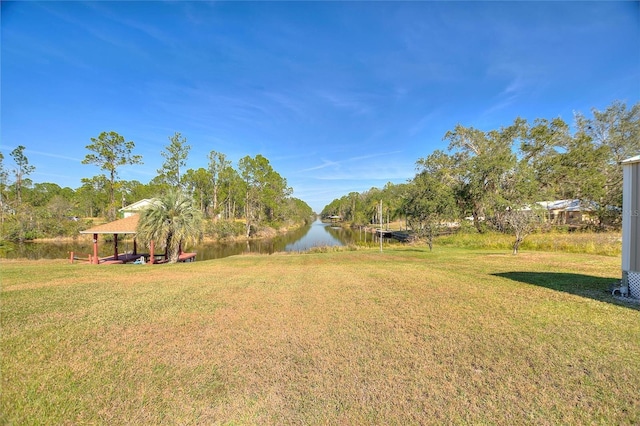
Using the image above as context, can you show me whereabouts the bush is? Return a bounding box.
[205,220,245,239]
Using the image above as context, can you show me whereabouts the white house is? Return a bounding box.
[536,199,598,225]
[119,199,156,218]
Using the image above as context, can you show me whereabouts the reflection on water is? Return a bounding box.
[285,219,343,252]
[1,219,392,261]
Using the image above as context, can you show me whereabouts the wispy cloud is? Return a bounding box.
[297,159,340,173]
[295,151,403,174]
[32,171,80,182]
[2,24,92,70]
[84,2,175,47]
[37,2,144,54]
[500,76,525,97]
[262,91,308,119]
[408,111,441,136]
[482,97,517,117]
[313,167,411,181]
[315,90,374,115]
[27,150,83,163]
[347,151,403,162]
[481,75,528,117]
[0,145,83,163]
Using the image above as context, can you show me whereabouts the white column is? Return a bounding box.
[621,156,640,298]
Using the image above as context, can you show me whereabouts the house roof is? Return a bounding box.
[537,199,597,212]
[621,155,640,165]
[119,198,156,212]
[80,214,140,234]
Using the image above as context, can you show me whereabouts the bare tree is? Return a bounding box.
[503,209,542,255]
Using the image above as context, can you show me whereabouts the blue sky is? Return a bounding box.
[2,1,639,212]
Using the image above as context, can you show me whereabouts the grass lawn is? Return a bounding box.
[2,247,639,424]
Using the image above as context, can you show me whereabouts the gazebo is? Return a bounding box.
[79,214,159,264]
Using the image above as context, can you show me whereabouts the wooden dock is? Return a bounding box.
[70,252,196,264]
[389,230,416,242]
[153,252,197,264]
[99,253,144,264]
[374,229,416,242]
[179,252,197,262]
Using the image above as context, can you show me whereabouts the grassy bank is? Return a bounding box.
[2,248,639,424]
[436,230,622,256]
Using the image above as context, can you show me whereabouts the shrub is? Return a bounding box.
[205,220,245,239]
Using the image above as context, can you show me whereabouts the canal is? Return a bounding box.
[1,219,393,261]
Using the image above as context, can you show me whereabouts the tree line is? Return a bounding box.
[321,101,639,253]
[0,131,313,241]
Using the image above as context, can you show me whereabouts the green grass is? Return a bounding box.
[2,247,639,424]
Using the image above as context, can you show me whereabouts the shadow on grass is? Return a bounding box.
[392,248,430,253]
[493,272,639,311]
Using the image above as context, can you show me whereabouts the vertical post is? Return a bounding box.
[386,206,389,231]
[92,233,99,264]
[114,234,119,260]
[379,199,383,252]
[149,240,155,264]
[622,155,640,298]
[133,239,138,255]
[69,251,74,264]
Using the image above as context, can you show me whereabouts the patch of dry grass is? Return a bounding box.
[2,248,639,424]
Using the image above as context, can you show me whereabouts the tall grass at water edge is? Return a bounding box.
[436,230,622,256]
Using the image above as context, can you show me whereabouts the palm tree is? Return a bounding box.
[136,190,203,263]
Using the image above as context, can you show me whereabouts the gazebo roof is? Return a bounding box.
[80,214,140,234]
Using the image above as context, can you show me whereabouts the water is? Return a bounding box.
[1,219,386,261]
[284,219,344,251]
